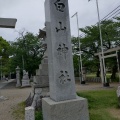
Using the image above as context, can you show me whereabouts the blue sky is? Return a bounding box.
[0,0,119,41]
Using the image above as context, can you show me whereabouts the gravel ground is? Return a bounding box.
[76,81,120,91]
[0,80,119,120]
[0,80,31,120]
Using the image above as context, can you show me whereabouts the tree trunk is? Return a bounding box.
[111,65,117,80]
[96,65,100,77]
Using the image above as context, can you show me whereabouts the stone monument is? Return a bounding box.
[26,28,49,110]
[22,70,30,87]
[42,0,89,120]
[16,66,21,87]
[117,86,120,107]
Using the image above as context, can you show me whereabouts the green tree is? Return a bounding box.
[9,32,45,76]
[0,37,11,76]
[72,17,120,78]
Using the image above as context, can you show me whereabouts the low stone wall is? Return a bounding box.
[75,77,101,83]
[117,86,120,107]
[25,106,35,120]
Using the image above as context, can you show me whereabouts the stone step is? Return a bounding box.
[36,69,48,76]
[41,58,48,64]
[33,75,49,87]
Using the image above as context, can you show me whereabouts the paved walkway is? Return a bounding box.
[0,79,15,89]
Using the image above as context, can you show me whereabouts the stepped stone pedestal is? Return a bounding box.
[28,31,49,108]
[31,57,49,109]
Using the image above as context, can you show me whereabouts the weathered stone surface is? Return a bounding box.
[117,86,120,97]
[32,88,49,110]
[25,106,35,120]
[25,93,34,107]
[117,86,120,107]
[41,58,48,64]
[29,54,49,110]
[42,96,89,120]
[33,76,49,87]
[42,0,89,120]
[22,80,30,87]
[0,18,17,28]
[16,66,21,87]
[36,68,48,76]
[45,0,76,102]
[22,70,30,87]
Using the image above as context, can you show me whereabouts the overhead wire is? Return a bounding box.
[80,5,120,38]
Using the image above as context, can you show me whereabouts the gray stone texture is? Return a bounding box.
[32,88,49,109]
[45,0,76,102]
[29,56,49,110]
[33,76,49,88]
[22,70,30,87]
[42,96,89,120]
[25,106,35,120]
[117,86,120,107]
[33,58,49,88]
[0,18,17,28]
[42,0,90,120]
[16,66,21,87]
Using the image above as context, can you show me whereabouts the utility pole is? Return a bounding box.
[71,12,85,84]
[95,0,108,86]
[0,56,2,81]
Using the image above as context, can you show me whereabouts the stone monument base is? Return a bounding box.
[42,96,89,120]
[22,80,30,87]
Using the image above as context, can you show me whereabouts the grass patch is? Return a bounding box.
[12,101,25,120]
[77,89,119,120]
[12,89,120,120]
[12,101,43,120]
[35,111,43,120]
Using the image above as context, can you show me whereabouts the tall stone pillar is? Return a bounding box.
[45,0,76,102]
[42,0,89,120]
[16,66,21,87]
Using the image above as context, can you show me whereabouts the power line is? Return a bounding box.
[102,5,120,21]
[80,5,120,38]
[105,9,120,20]
[113,12,120,18]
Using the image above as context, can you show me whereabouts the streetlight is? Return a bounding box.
[71,12,85,84]
[89,0,108,86]
[95,0,108,86]
[0,56,2,81]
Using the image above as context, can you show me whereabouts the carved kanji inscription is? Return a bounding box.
[57,43,68,59]
[54,0,65,12]
[59,70,71,84]
[56,22,66,32]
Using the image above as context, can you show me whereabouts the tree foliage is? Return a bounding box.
[0,37,11,76]
[72,17,120,78]
[9,32,45,76]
